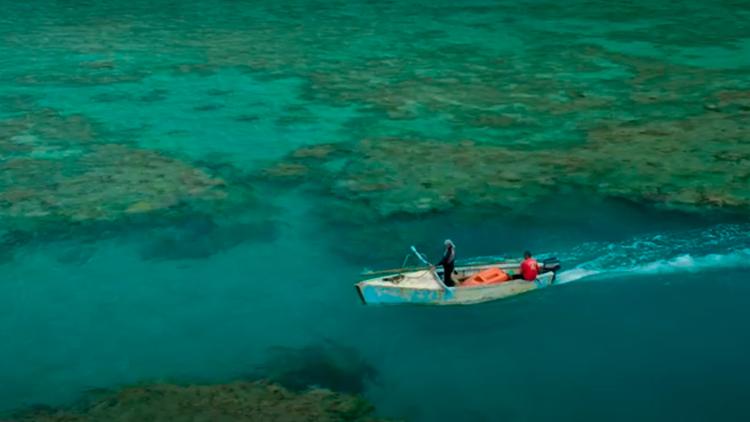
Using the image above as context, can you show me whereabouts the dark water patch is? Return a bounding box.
[173,63,217,77]
[206,88,232,96]
[138,213,277,261]
[308,189,748,270]
[14,69,152,88]
[360,269,750,421]
[252,340,378,395]
[192,103,224,112]
[90,91,132,103]
[0,204,276,264]
[53,243,97,265]
[139,88,169,103]
[235,114,260,123]
[0,197,278,263]
[0,93,40,113]
[275,105,318,126]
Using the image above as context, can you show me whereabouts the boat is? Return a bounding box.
[355,247,560,306]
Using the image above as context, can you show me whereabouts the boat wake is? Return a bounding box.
[461,224,750,284]
[553,224,750,283]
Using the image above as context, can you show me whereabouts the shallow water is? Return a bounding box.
[2,0,750,421]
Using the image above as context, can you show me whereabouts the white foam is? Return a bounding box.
[634,249,750,275]
[557,248,750,283]
[458,224,750,284]
[556,268,601,284]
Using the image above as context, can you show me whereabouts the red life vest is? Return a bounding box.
[520,258,539,281]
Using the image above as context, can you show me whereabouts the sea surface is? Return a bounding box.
[1,0,750,421]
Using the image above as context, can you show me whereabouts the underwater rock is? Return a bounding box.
[254,341,378,395]
[11,380,390,422]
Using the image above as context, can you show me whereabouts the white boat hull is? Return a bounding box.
[356,262,556,306]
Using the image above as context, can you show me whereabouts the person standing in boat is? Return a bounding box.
[432,239,456,287]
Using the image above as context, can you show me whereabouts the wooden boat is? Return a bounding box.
[355,249,559,306]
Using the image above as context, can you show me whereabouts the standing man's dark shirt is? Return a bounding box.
[436,241,456,287]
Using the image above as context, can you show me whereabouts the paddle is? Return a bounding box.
[410,245,450,290]
[360,247,431,276]
[410,245,431,266]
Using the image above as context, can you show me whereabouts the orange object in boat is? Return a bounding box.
[462,267,510,286]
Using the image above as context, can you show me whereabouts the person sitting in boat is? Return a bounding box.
[432,239,456,287]
[517,251,540,281]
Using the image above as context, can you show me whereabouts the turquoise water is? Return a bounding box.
[2,0,750,420]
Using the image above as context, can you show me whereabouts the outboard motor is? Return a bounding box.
[542,257,561,273]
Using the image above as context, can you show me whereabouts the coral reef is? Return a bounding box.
[0,108,225,221]
[0,106,274,261]
[266,104,750,218]
[0,143,226,221]
[10,381,389,422]
[209,3,749,221]
[3,0,750,256]
[577,112,750,209]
